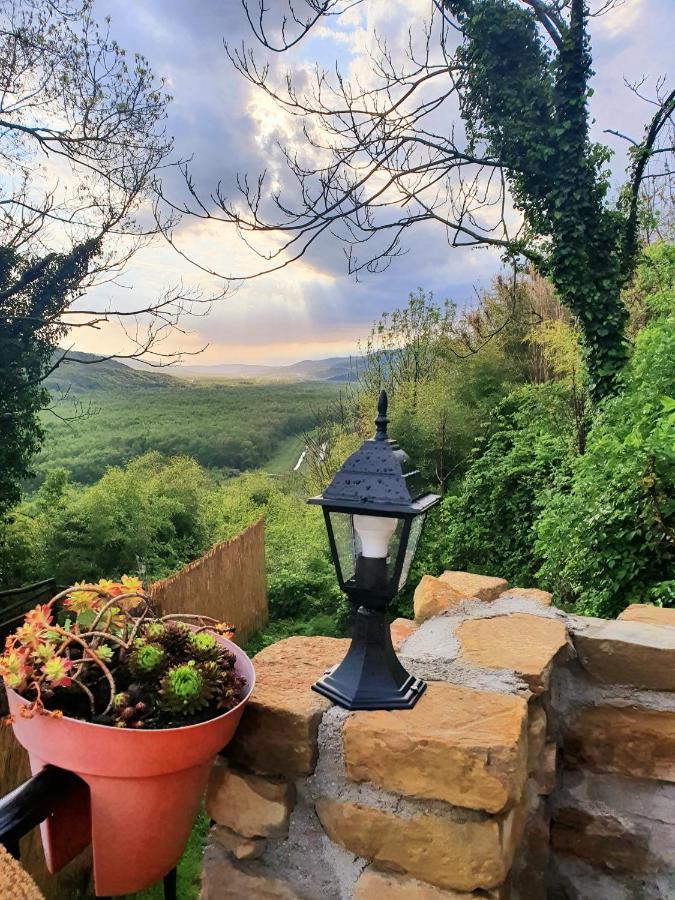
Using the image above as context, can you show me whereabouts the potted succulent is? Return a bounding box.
[0,577,255,896]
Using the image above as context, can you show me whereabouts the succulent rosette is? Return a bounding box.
[0,578,241,729]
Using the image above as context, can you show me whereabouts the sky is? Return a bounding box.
[72,0,674,366]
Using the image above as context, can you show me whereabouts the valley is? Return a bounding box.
[37,354,340,485]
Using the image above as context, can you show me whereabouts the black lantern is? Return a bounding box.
[307,390,440,710]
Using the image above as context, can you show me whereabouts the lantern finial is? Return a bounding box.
[375,389,388,440]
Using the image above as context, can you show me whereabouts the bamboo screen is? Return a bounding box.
[148,517,268,645]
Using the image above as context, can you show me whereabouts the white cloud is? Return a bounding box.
[67,0,672,364]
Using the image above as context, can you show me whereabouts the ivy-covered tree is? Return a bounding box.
[173,0,673,400]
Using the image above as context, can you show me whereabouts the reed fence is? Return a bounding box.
[149,517,268,645]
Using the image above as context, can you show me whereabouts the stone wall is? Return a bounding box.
[201,573,675,899]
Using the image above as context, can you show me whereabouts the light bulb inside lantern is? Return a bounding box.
[353,514,397,559]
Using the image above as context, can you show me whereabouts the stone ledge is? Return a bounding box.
[413,575,473,623]
[315,797,526,893]
[342,681,528,813]
[413,572,509,624]
[456,613,569,695]
[206,760,295,838]
[573,619,675,691]
[618,604,675,627]
[200,845,299,899]
[210,825,266,861]
[563,705,675,782]
[527,704,547,775]
[507,794,549,900]
[438,572,509,601]
[226,636,349,777]
[353,868,504,899]
[390,617,418,649]
[500,587,552,607]
[551,807,658,874]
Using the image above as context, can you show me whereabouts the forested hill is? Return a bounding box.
[45,352,175,394]
[45,352,367,393]
[36,356,339,485]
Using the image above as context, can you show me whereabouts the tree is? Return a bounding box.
[0,0,212,513]
[168,0,674,401]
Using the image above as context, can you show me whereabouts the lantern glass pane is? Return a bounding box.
[328,512,357,583]
[398,514,425,590]
[385,517,406,582]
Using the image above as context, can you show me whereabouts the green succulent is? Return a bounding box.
[128,640,167,678]
[159,661,212,715]
[188,631,219,661]
[142,621,166,642]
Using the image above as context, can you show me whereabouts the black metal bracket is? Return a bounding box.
[0,765,177,899]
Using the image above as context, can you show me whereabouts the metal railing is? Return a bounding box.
[0,765,178,900]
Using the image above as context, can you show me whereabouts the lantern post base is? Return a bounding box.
[311,606,426,711]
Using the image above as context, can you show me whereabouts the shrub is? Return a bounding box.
[430,382,576,586]
[536,283,675,616]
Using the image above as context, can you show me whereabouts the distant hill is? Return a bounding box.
[175,355,367,382]
[44,351,368,397]
[44,351,175,394]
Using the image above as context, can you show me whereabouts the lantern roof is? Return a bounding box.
[308,390,440,516]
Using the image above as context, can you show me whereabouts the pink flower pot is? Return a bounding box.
[7,636,255,897]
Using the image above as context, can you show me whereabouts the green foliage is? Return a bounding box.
[215,472,345,622]
[245,612,346,656]
[344,284,539,492]
[0,453,219,587]
[128,642,168,679]
[447,0,630,398]
[0,241,100,516]
[35,379,338,484]
[434,383,576,585]
[536,274,675,615]
[422,245,674,616]
[159,662,211,716]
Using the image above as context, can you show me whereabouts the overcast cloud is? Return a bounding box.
[73,0,674,365]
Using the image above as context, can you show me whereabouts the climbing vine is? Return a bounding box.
[447,0,633,399]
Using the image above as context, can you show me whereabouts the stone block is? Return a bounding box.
[618,604,675,627]
[551,807,657,874]
[206,760,295,838]
[534,743,558,796]
[354,868,503,899]
[456,613,569,694]
[390,617,418,649]
[226,636,349,777]
[200,847,299,899]
[564,705,675,782]
[210,825,266,860]
[413,575,472,623]
[343,682,528,813]
[315,798,527,893]
[508,796,549,900]
[574,619,675,690]
[501,587,552,607]
[526,704,547,775]
[438,571,508,601]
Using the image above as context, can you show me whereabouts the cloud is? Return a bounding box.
[71,0,673,364]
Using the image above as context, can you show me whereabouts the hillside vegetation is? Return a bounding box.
[1,247,672,643]
[37,364,338,484]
